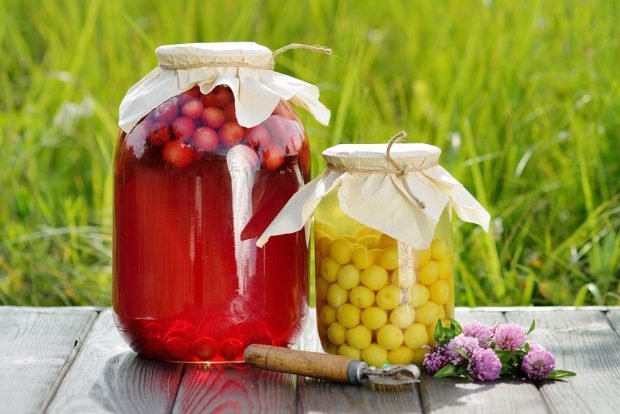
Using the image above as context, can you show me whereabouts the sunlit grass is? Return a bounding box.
[1,0,619,306]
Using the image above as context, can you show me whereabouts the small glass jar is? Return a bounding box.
[314,193,454,367]
[113,42,329,362]
[256,137,489,368]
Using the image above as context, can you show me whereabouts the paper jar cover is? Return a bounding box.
[257,143,490,250]
[119,42,331,133]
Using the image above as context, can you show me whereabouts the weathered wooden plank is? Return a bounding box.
[606,310,620,337]
[419,310,548,414]
[505,310,620,414]
[172,365,298,413]
[0,307,97,414]
[46,309,184,414]
[297,378,421,414]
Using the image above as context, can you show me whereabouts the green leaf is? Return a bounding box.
[495,350,514,364]
[526,320,536,335]
[455,365,469,377]
[443,327,457,340]
[434,319,443,342]
[514,349,527,359]
[448,318,462,334]
[524,342,531,353]
[434,364,458,378]
[546,370,577,379]
[453,347,469,360]
[500,365,516,375]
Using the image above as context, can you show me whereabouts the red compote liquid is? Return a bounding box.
[113,86,311,362]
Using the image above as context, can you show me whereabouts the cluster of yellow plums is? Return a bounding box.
[315,221,454,367]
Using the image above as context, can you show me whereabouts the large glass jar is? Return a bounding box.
[113,43,329,362]
[314,193,454,367]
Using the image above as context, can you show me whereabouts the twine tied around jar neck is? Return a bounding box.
[157,43,332,71]
[326,131,432,210]
[386,131,427,210]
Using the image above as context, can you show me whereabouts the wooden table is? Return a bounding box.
[1,307,619,414]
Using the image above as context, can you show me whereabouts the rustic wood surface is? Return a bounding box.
[45,309,183,414]
[505,310,620,414]
[1,307,619,414]
[0,307,97,414]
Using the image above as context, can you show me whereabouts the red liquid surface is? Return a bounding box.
[113,91,309,362]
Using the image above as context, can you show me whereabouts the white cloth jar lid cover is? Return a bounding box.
[257,141,490,250]
[119,42,331,133]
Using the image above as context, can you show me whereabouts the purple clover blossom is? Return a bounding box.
[462,321,494,345]
[447,334,481,364]
[522,344,556,380]
[494,323,527,350]
[468,348,502,381]
[423,346,452,375]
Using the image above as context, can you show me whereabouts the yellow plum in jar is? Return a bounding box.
[404,323,428,349]
[336,303,361,328]
[319,305,336,325]
[327,322,346,345]
[428,280,450,305]
[379,246,399,270]
[361,307,388,330]
[430,238,449,260]
[357,235,381,249]
[349,286,375,309]
[361,344,388,368]
[388,346,414,365]
[408,284,430,307]
[329,238,353,265]
[360,265,388,291]
[438,257,453,280]
[326,283,348,307]
[375,285,401,311]
[320,257,340,283]
[338,344,361,360]
[345,325,372,350]
[389,305,416,329]
[376,324,404,350]
[416,301,441,326]
[418,260,439,285]
[351,246,373,270]
[336,264,361,290]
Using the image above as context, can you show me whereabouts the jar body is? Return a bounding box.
[314,192,454,367]
[113,86,310,362]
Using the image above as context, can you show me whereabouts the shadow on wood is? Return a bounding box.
[172,364,297,413]
[297,377,422,413]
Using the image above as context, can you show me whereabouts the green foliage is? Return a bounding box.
[1,0,619,306]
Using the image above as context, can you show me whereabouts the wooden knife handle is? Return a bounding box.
[244,344,363,384]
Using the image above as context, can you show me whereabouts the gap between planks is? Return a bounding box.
[40,309,103,412]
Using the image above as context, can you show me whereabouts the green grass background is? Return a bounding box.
[1,0,619,306]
